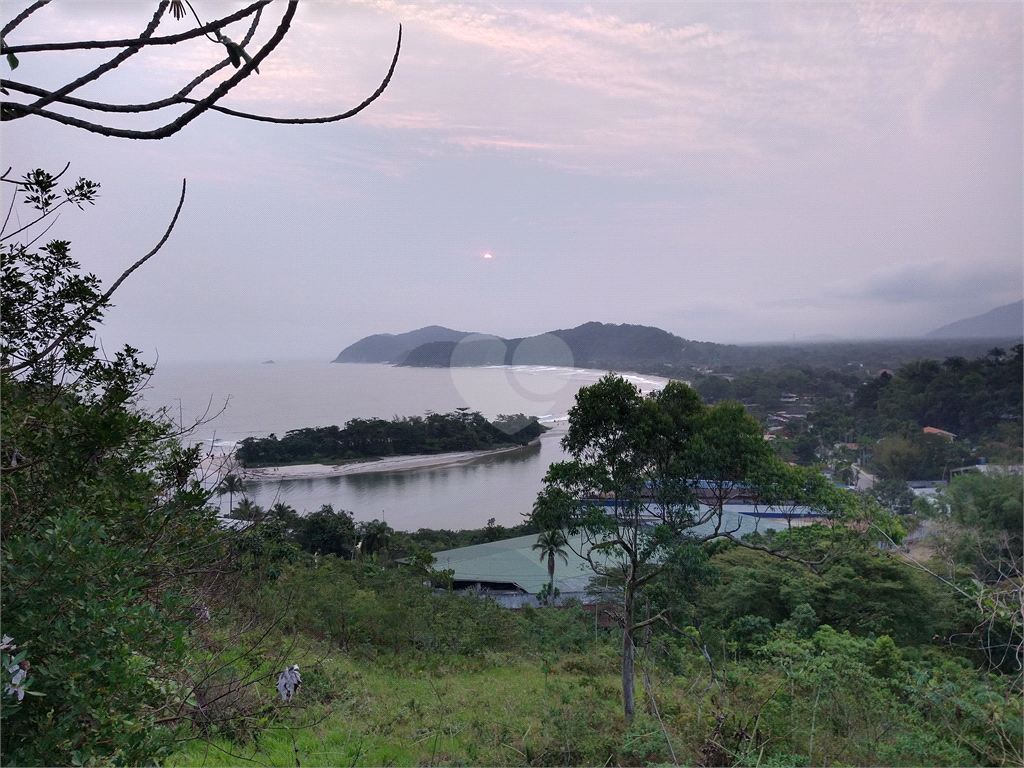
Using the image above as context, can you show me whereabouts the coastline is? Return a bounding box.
[237,442,538,482]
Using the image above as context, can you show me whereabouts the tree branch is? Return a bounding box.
[2,6,266,117]
[631,607,669,632]
[1,1,300,139]
[2,1,269,54]
[1,0,51,39]
[23,1,169,116]
[1,179,187,376]
[178,25,402,125]
[1,17,399,130]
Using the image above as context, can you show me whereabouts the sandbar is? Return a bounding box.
[239,443,535,482]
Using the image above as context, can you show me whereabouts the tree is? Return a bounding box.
[532,374,853,719]
[869,476,916,515]
[358,519,394,560]
[1,0,401,139]
[294,504,357,559]
[216,472,245,514]
[1,168,227,764]
[1,4,403,759]
[229,496,263,521]
[532,529,568,603]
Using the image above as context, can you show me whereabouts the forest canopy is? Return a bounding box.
[235,410,547,467]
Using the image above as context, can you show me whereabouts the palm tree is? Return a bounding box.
[359,520,394,559]
[269,502,299,527]
[230,498,263,522]
[216,473,244,514]
[533,530,569,604]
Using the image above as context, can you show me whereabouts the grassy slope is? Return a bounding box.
[170,648,697,767]
[167,640,986,768]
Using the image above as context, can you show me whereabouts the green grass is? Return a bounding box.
[166,634,1003,767]
[168,647,682,767]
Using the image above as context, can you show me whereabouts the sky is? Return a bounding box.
[2,0,1021,362]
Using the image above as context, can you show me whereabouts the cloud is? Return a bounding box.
[843,260,1023,307]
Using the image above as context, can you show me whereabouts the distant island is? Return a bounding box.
[235,410,547,468]
[333,314,1022,374]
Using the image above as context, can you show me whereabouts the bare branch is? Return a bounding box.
[2,1,269,54]
[180,25,402,125]
[631,607,669,632]
[1,1,298,139]
[23,1,170,115]
[3,196,77,241]
[0,160,69,186]
[1,0,51,39]
[713,532,834,570]
[2,179,187,375]
[2,7,400,138]
[2,4,266,117]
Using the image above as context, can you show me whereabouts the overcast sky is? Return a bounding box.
[3,0,1021,362]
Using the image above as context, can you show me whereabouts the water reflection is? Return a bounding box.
[238,438,553,530]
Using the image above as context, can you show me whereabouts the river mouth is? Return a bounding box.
[145,362,661,529]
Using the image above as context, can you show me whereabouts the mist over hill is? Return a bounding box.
[334,321,1022,374]
[926,301,1023,339]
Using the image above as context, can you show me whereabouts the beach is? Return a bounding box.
[237,442,537,482]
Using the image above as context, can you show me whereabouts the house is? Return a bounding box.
[923,426,956,441]
[429,533,601,608]
[949,464,1023,477]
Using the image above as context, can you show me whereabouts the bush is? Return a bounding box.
[1,169,228,765]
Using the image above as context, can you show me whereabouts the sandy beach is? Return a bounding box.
[236,443,536,482]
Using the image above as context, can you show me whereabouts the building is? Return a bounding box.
[922,426,957,441]
[430,533,602,608]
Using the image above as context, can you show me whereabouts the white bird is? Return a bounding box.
[276,664,301,702]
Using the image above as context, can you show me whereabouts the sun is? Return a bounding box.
[483,252,493,259]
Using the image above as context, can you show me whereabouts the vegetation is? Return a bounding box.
[710,348,1023,482]
[162,499,1022,767]
[3,168,1019,763]
[531,375,862,720]
[235,411,547,467]
[1,169,230,765]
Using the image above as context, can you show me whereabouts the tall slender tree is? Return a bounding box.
[216,473,244,514]
[532,529,569,602]
[533,374,855,720]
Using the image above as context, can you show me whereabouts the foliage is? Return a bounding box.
[293,504,357,559]
[924,471,1023,673]
[532,374,849,719]
[357,519,394,559]
[871,430,972,481]
[1,169,224,765]
[805,349,1023,478]
[700,532,953,646]
[870,476,918,514]
[275,557,525,659]
[235,411,546,467]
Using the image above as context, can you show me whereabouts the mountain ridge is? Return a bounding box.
[333,317,1022,373]
[925,300,1023,339]
[332,325,471,364]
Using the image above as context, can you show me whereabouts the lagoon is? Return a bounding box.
[142,361,667,529]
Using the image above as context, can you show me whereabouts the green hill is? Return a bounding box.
[332,325,470,364]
